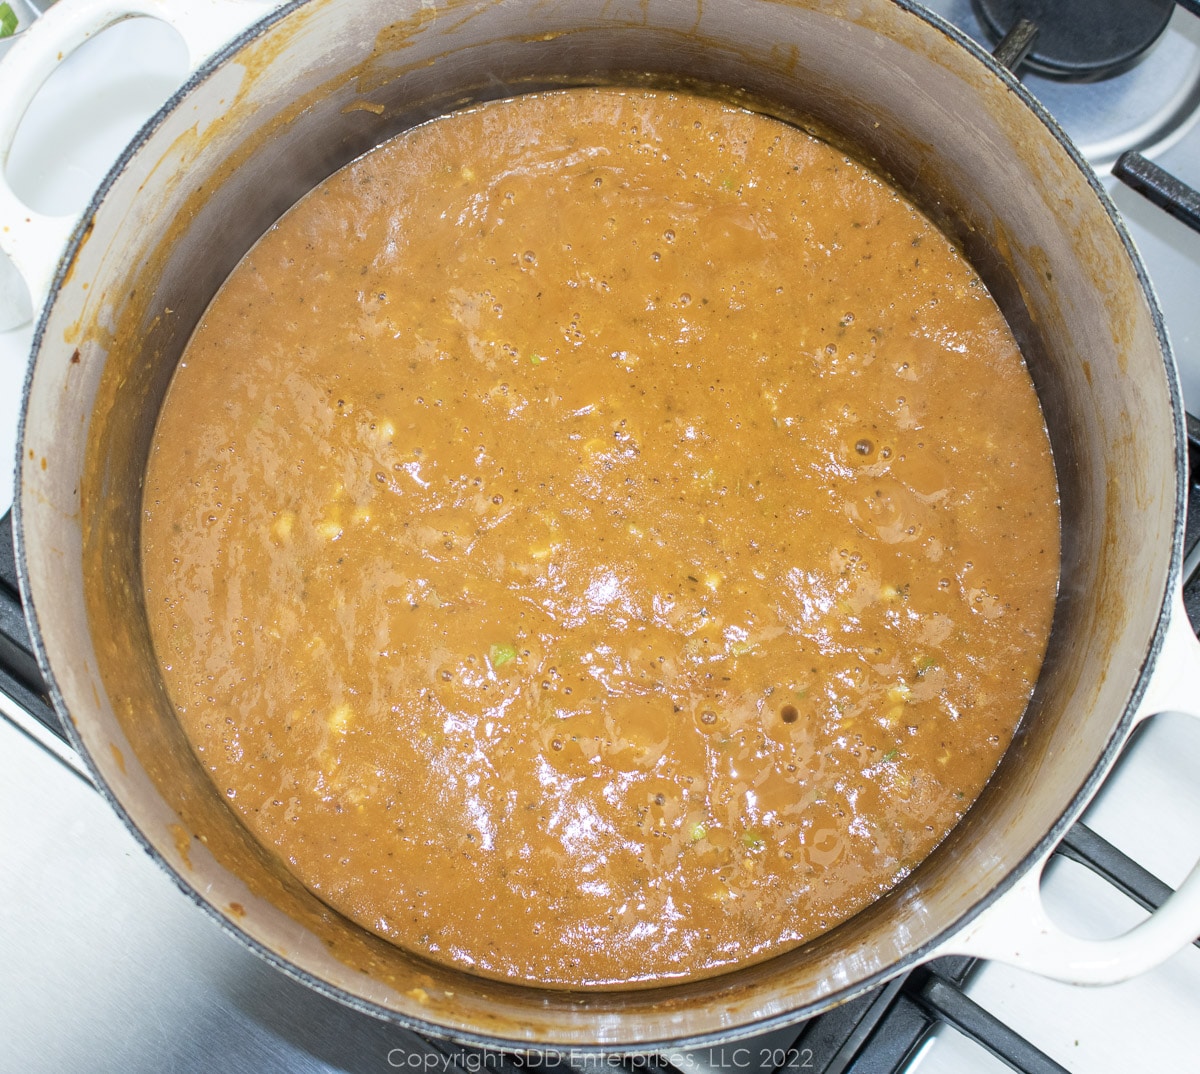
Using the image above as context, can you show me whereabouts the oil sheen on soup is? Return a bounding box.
[142,88,1060,987]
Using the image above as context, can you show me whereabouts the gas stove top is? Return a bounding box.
[1,4,1198,1073]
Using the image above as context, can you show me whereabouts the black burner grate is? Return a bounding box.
[973,0,1176,81]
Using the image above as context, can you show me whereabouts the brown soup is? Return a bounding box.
[141,87,1059,986]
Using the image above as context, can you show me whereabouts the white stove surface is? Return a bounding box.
[1,8,1198,1074]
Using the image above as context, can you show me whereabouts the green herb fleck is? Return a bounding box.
[530,353,545,365]
[881,749,899,762]
[489,643,518,667]
[0,4,16,37]
[690,822,708,843]
[742,829,765,851]
[915,655,938,677]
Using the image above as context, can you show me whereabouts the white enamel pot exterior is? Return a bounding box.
[3,0,1200,1050]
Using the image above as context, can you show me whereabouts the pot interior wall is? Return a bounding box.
[17,0,1180,1047]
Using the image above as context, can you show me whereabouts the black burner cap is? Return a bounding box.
[973,0,1176,81]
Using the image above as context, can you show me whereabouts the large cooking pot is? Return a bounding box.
[3,0,1199,1050]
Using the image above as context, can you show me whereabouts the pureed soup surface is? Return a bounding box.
[142,88,1060,986]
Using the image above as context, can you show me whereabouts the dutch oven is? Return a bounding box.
[1,0,1198,1050]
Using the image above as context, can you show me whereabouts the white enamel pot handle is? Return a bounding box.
[941,590,1200,982]
[0,0,273,318]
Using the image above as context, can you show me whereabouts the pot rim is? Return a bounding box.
[11,0,1191,1051]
